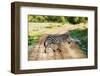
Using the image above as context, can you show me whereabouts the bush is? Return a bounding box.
[28,15,88,24]
[66,17,88,24]
[28,36,38,45]
[70,29,88,54]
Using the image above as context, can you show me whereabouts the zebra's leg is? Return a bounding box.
[57,48,61,52]
[53,49,55,52]
[44,48,46,53]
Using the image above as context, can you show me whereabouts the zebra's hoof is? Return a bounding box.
[44,50,46,53]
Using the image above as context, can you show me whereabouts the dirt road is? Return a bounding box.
[28,25,87,61]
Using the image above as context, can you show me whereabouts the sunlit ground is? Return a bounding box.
[28,23,88,61]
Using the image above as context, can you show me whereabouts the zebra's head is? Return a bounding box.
[63,32,72,44]
[64,31,81,45]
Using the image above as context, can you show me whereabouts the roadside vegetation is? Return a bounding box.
[28,15,88,53]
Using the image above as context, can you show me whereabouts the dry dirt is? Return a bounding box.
[28,25,87,61]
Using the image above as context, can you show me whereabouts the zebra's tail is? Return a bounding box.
[38,34,49,53]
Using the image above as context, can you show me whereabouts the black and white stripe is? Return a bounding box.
[44,33,71,53]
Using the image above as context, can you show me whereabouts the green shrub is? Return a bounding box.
[28,15,87,24]
[70,29,88,54]
[28,36,38,45]
[67,17,88,24]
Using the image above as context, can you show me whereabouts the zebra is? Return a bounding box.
[44,32,72,53]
